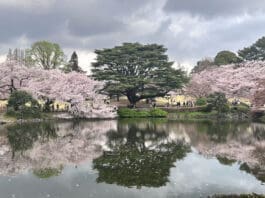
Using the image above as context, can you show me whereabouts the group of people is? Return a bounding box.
[49,104,69,112]
[231,98,241,106]
[166,100,195,108]
[0,104,6,113]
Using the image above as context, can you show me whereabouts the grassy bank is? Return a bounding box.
[167,104,251,121]
[118,108,168,118]
[168,111,218,120]
[118,104,251,121]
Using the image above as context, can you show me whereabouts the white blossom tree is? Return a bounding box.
[0,61,117,118]
[186,61,265,105]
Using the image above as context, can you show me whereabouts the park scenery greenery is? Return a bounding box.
[1,38,265,122]
[0,36,265,198]
[1,2,265,198]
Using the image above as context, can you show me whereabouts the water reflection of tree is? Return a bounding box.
[196,121,251,143]
[93,122,191,188]
[7,122,58,158]
[240,163,265,183]
[33,166,63,179]
[253,125,265,141]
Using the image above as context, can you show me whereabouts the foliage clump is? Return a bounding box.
[238,36,265,61]
[214,50,241,65]
[206,92,229,115]
[195,97,207,106]
[6,91,41,119]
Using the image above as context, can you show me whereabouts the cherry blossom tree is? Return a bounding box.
[253,80,265,107]
[0,61,117,118]
[186,61,265,104]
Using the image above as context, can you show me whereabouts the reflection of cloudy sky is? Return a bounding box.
[167,152,265,197]
[1,0,265,71]
[0,152,264,198]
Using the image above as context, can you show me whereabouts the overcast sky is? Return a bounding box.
[1,0,265,72]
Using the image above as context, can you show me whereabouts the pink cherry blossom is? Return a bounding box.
[0,61,117,118]
[186,61,265,106]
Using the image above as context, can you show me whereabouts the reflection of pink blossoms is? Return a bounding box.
[0,61,117,118]
[186,61,265,105]
[253,80,265,107]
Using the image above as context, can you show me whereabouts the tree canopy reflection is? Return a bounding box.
[93,121,191,188]
[7,122,58,158]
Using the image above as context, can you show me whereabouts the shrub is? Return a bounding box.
[195,97,207,106]
[207,92,228,114]
[231,104,250,114]
[149,109,168,117]
[6,91,41,119]
[201,104,213,112]
[221,104,230,113]
[6,106,42,119]
[8,91,38,111]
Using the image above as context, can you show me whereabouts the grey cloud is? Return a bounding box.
[1,0,265,70]
[164,0,265,18]
[0,7,65,42]
[0,0,153,42]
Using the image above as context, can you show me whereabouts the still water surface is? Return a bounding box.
[0,119,264,198]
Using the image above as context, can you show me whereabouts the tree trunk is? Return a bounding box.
[126,91,138,108]
[10,79,16,93]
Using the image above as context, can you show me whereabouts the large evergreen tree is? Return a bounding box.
[92,43,188,106]
[238,36,265,61]
[63,51,83,73]
[69,51,79,72]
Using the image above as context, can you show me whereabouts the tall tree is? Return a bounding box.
[92,43,189,106]
[191,57,215,73]
[63,51,83,73]
[238,36,265,61]
[27,41,65,70]
[214,50,241,65]
[69,51,79,71]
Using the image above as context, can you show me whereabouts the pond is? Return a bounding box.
[0,119,264,198]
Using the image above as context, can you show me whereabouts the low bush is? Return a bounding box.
[230,104,250,114]
[221,104,230,113]
[195,97,207,106]
[6,106,42,119]
[6,91,41,119]
[200,104,213,112]
[149,108,168,117]
[118,108,168,118]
